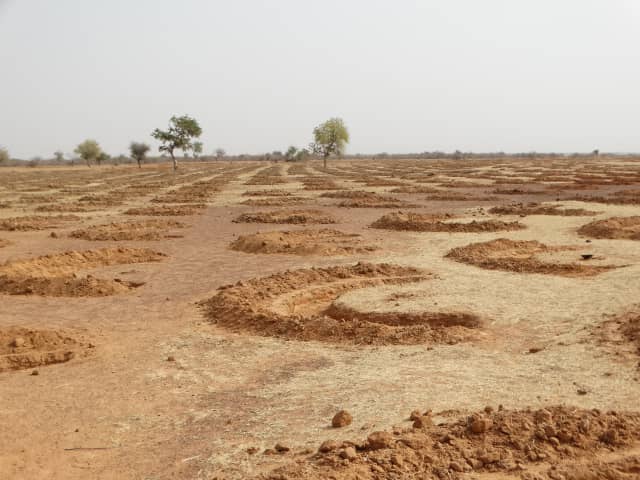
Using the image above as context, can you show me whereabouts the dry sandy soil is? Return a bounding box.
[1,158,640,479]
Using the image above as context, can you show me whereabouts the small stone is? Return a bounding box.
[449,461,464,472]
[11,337,25,348]
[535,409,553,423]
[412,415,433,429]
[274,443,290,453]
[601,429,618,445]
[409,410,422,421]
[331,410,352,428]
[246,447,258,455]
[167,355,175,362]
[318,440,340,453]
[340,447,357,461]
[470,415,493,434]
[31,369,39,376]
[50,231,58,238]
[577,388,588,395]
[367,431,393,450]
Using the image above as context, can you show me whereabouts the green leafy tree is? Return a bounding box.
[53,150,64,163]
[311,117,349,168]
[97,152,110,166]
[0,147,9,164]
[74,140,102,167]
[129,142,150,168]
[151,115,202,171]
[193,141,203,160]
[285,146,298,162]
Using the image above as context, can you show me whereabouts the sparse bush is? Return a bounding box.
[74,140,102,167]
[0,147,9,164]
[129,142,150,168]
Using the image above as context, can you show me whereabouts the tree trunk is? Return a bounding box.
[323,154,328,169]
[137,159,141,168]
[170,151,178,172]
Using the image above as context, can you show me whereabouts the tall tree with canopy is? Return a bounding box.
[311,118,349,168]
[74,140,102,167]
[151,115,202,171]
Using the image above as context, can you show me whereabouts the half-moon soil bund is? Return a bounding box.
[578,216,640,240]
[0,247,166,296]
[446,238,616,277]
[229,229,376,256]
[260,406,640,480]
[233,209,337,225]
[370,212,524,233]
[200,263,482,345]
[0,327,89,372]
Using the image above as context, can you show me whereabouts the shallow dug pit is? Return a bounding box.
[124,204,205,216]
[446,238,616,277]
[229,229,376,256]
[593,309,640,366]
[69,219,186,241]
[261,406,640,480]
[370,211,524,233]
[0,247,166,296]
[0,215,81,231]
[200,263,481,345]
[233,209,337,225]
[0,327,89,372]
[578,216,640,240]
[489,202,598,217]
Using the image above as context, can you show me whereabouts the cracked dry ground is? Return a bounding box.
[1,158,640,479]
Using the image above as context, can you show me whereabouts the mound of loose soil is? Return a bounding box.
[241,197,307,207]
[492,187,546,195]
[230,229,376,256]
[578,216,640,240]
[260,406,640,480]
[425,193,499,201]
[389,185,441,194]
[320,190,381,199]
[124,204,205,216]
[0,247,166,296]
[200,263,482,345]
[233,210,337,225]
[69,219,185,241]
[0,215,81,231]
[0,238,10,248]
[242,190,292,197]
[370,212,524,233]
[489,203,598,216]
[0,327,89,372]
[338,198,419,209]
[446,238,615,277]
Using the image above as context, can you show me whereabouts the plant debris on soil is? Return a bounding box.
[446,238,616,277]
[69,219,186,241]
[229,229,377,255]
[259,406,640,480]
[0,247,166,296]
[489,202,599,217]
[0,327,89,372]
[233,209,337,225]
[200,262,483,345]
[578,216,640,240]
[370,211,524,233]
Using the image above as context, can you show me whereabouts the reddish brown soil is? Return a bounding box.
[260,406,640,480]
[489,203,598,217]
[0,327,89,372]
[389,185,441,194]
[370,211,524,233]
[0,247,166,296]
[0,215,81,231]
[233,209,337,224]
[0,238,10,248]
[200,263,481,345]
[425,193,499,201]
[229,229,376,255]
[578,216,640,240]
[593,310,640,365]
[493,187,546,195]
[69,219,186,241]
[124,204,205,216]
[320,190,383,199]
[446,238,615,277]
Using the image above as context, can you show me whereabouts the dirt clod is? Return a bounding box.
[332,410,353,428]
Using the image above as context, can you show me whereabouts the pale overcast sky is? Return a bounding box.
[1,0,639,159]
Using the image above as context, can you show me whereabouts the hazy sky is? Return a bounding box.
[1,0,639,159]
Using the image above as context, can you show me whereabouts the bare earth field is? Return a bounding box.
[1,158,640,479]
